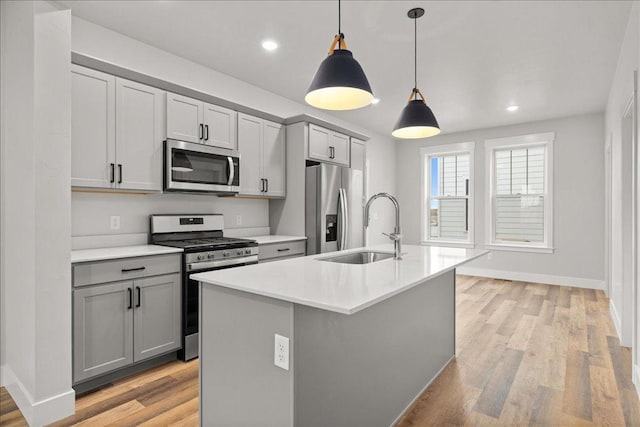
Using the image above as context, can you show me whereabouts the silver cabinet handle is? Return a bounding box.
[227,157,234,186]
[265,178,268,193]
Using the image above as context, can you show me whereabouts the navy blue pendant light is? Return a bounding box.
[392,7,440,139]
[305,0,373,110]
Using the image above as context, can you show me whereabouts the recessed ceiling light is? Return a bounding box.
[507,105,519,112]
[371,98,380,105]
[262,40,278,51]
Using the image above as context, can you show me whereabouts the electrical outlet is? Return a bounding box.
[487,252,493,260]
[274,334,289,370]
[110,216,121,230]
[235,215,242,226]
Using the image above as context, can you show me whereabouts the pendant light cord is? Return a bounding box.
[414,12,418,100]
[338,0,343,50]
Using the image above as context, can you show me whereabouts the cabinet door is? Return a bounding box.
[262,121,286,198]
[238,113,264,196]
[329,131,350,166]
[203,103,237,150]
[308,124,331,162]
[133,273,181,362]
[71,65,116,188]
[73,281,133,383]
[166,92,203,143]
[116,78,165,191]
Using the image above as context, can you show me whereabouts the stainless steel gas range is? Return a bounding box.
[150,214,258,361]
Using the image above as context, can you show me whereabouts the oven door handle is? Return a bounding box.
[227,156,235,186]
[187,255,258,272]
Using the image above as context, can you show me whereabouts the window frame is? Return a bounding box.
[420,142,475,249]
[484,132,554,253]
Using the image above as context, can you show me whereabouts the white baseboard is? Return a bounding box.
[610,302,623,342]
[3,365,75,426]
[456,266,605,290]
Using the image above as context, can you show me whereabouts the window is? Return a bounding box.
[421,142,475,248]
[485,133,554,253]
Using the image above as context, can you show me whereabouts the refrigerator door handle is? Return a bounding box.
[342,188,349,249]
[338,188,348,250]
[337,188,343,250]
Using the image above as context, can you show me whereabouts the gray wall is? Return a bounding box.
[397,113,605,286]
[72,192,269,246]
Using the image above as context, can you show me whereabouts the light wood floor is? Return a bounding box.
[1,276,639,426]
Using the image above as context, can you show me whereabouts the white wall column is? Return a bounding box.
[1,1,74,425]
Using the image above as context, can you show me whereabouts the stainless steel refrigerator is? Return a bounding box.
[305,163,364,254]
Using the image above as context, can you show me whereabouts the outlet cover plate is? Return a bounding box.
[274,334,289,370]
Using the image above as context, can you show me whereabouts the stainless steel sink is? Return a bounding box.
[319,250,395,265]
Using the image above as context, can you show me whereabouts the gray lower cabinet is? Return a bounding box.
[133,274,181,361]
[72,254,181,384]
[73,280,134,382]
[258,240,306,263]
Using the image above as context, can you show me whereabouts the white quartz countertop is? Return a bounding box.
[248,235,307,245]
[71,245,183,263]
[192,244,488,315]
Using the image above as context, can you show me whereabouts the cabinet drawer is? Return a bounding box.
[259,240,306,261]
[74,254,181,287]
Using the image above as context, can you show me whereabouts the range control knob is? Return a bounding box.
[208,253,215,259]
[197,254,204,261]
[237,250,243,256]
[223,251,229,257]
[244,249,252,255]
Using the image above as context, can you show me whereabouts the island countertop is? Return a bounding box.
[191,244,488,315]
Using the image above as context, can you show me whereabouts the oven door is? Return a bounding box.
[165,139,240,193]
[181,256,258,360]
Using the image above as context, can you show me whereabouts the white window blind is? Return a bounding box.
[428,153,470,241]
[494,146,545,243]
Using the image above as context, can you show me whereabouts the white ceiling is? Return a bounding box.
[62,0,631,137]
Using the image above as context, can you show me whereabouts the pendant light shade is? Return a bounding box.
[305,0,373,110]
[305,49,373,111]
[392,97,440,139]
[393,8,440,139]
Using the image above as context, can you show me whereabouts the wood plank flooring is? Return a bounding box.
[1,276,639,426]
[397,276,640,426]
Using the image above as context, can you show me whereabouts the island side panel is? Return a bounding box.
[200,284,294,426]
[294,269,455,427]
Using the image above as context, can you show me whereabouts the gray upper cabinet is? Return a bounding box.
[73,280,134,383]
[166,92,202,143]
[307,123,350,166]
[238,113,285,198]
[203,103,237,150]
[71,64,164,191]
[167,92,238,150]
[133,273,181,362]
[116,78,164,191]
[71,65,115,189]
[72,254,181,384]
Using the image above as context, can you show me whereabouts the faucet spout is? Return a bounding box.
[364,193,402,260]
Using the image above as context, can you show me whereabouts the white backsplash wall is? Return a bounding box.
[72,192,269,249]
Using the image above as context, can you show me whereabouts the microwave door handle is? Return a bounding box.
[227,157,234,186]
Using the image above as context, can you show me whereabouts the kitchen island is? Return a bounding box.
[192,244,488,426]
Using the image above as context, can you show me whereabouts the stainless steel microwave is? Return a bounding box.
[164,139,240,194]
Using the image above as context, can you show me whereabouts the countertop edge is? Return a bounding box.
[193,248,489,315]
[71,245,184,263]
[249,235,307,245]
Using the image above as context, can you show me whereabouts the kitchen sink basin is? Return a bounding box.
[319,250,395,265]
